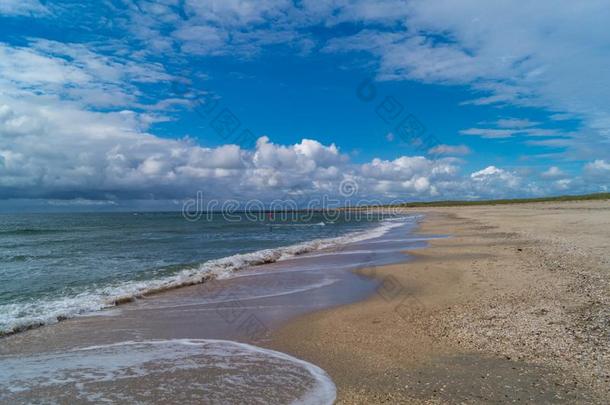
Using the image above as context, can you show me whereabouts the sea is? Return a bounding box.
[0,210,412,336]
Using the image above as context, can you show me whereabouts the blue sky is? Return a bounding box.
[0,1,608,211]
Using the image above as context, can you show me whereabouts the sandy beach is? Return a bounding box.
[1,200,608,404]
[269,201,610,403]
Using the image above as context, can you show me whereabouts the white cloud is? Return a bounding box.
[323,0,610,154]
[109,0,610,156]
[471,166,519,187]
[584,159,610,178]
[541,166,565,179]
[121,0,310,58]
[183,0,292,27]
[70,0,610,152]
[460,118,564,140]
[553,178,572,191]
[0,40,173,109]
[496,118,539,129]
[460,128,516,139]
[549,113,575,121]
[0,88,528,203]
[172,25,229,55]
[428,144,471,156]
[0,89,605,203]
[0,0,48,16]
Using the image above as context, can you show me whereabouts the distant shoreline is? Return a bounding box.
[355,191,610,208]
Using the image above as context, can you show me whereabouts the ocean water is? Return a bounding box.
[0,211,407,335]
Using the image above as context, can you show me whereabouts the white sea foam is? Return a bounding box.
[0,339,337,404]
[0,215,416,336]
[291,247,407,259]
[132,276,340,311]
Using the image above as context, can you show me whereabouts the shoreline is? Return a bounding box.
[266,201,610,403]
[0,214,410,339]
[0,214,422,356]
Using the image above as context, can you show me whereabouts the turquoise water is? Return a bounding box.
[0,211,396,335]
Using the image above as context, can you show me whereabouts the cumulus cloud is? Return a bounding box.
[0,87,467,203]
[0,88,605,204]
[0,94,454,201]
[358,156,459,197]
[471,166,519,189]
[0,85,551,204]
[584,159,610,178]
[0,45,605,205]
[541,166,565,179]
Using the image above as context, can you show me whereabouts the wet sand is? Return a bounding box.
[268,201,610,403]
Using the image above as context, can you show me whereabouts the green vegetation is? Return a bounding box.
[387,192,610,208]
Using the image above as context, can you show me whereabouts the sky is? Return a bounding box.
[0,0,609,211]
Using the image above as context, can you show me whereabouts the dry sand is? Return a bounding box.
[267,201,610,404]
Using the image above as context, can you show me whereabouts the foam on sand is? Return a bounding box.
[0,339,336,404]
